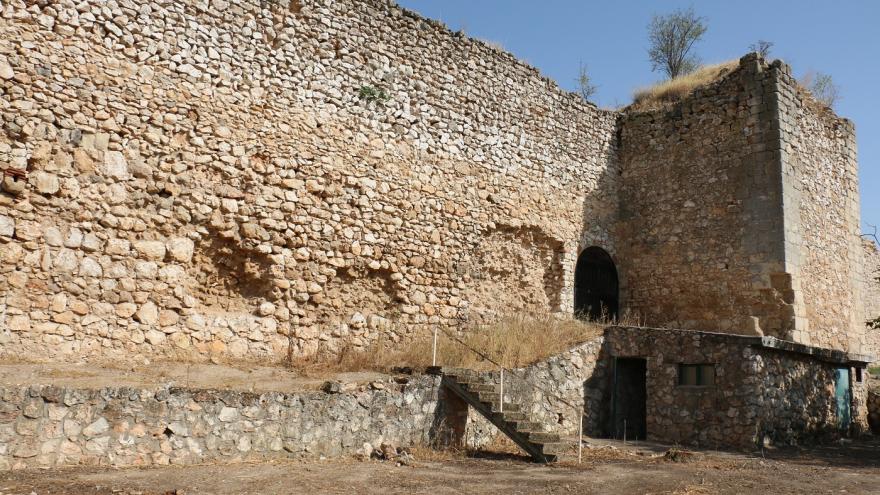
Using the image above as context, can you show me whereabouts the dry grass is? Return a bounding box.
[630,60,738,112]
[292,313,623,374]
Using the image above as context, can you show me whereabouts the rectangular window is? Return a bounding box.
[678,364,715,386]
[856,368,863,383]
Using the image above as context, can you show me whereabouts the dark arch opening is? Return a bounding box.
[574,246,619,321]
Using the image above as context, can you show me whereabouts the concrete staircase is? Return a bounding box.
[439,367,566,463]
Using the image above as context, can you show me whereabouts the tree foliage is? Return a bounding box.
[800,71,841,108]
[749,40,774,59]
[576,63,598,101]
[647,7,707,79]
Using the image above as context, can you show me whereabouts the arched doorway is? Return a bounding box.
[574,246,619,321]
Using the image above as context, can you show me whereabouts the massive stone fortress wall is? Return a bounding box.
[0,0,868,362]
[0,0,616,363]
[864,240,880,353]
[617,55,868,353]
[617,58,791,337]
[778,71,865,351]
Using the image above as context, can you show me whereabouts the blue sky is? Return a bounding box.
[397,0,880,233]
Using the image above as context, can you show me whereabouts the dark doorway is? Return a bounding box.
[574,246,619,321]
[612,357,647,440]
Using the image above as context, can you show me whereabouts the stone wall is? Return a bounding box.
[0,0,617,363]
[778,70,866,352]
[617,55,867,353]
[0,0,868,363]
[863,240,880,356]
[0,375,441,470]
[617,55,792,337]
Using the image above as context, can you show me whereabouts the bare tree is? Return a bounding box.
[647,7,707,79]
[800,71,841,108]
[576,63,598,101]
[749,40,774,59]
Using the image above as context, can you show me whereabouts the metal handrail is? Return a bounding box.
[428,324,590,462]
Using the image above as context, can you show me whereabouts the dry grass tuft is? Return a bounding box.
[292,313,628,374]
[630,60,738,112]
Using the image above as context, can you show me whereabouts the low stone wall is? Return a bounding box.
[0,375,441,470]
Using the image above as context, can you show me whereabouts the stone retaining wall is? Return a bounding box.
[0,375,441,470]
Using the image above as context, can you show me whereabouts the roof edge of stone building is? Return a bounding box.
[607,326,874,365]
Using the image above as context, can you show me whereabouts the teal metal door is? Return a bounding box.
[834,368,851,431]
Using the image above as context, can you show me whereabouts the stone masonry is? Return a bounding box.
[864,240,880,352]
[0,0,871,362]
[618,57,867,352]
[603,327,869,449]
[0,374,441,470]
[0,0,617,363]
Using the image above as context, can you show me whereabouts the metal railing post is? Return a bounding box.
[432,327,438,366]
[499,368,504,413]
[578,413,583,464]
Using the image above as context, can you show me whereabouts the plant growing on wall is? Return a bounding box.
[749,40,774,59]
[576,63,598,101]
[358,85,391,103]
[647,7,707,79]
[800,71,841,108]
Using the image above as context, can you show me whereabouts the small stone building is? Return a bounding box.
[603,327,871,448]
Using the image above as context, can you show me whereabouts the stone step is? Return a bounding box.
[462,383,497,393]
[441,369,561,463]
[509,420,541,432]
[521,431,561,443]
[484,401,522,414]
[539,442,569,455]
[493,410,527,422]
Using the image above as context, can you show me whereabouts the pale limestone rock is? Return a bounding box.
[0,55,13,80]
[258,302,276,316]
[43,226,63,247]
[31,172,60,195]
[135,301,159,325]
[105,238,130,256]
[116,303,137,318]
[82,418,109,438]
[218,407,238,422]
[102,151,129,179]
[64,228,83,248]
[133,240,166,261]
[159,310,180,326]
[53,249,78,273]
[0,215,13,238]
[79,257,103,277]
[81,234,101,252]
[145,329,165,345]
[134,261,158,279]
[166,237,194,262]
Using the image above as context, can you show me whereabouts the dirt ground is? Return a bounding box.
[3,438,880,495]
[0,362,389,392]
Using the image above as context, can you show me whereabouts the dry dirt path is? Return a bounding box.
[3,440,880,495]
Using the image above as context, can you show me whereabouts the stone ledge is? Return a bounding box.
[608,326,873,365]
